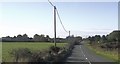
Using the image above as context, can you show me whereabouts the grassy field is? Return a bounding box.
[2,42,67,62]
[86,44,118,62]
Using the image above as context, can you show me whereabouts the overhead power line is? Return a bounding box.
[56,9,68,33]
[48,0,54,7]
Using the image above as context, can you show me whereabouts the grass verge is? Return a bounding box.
[86,44,118,62]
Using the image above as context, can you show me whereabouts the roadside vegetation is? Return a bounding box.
[2,35,82,63]
[2,42,66,62]
[86,44,118,61]
[2,30,119,63]
[85,30,120,62]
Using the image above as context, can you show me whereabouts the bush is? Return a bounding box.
[49,46,61,54]
[10,48,32,62]
[29,51,47,62]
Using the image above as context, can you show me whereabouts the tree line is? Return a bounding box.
[2,34,59,42]
[86,30,120,50]
[86,30,120,44]
[1,34,82,43]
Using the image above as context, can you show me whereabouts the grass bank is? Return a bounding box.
[86,44,118,62]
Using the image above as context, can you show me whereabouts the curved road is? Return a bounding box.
[66,41,117,64]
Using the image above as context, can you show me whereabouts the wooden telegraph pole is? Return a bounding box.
[54,6,56,47]
[69,31,70,37]
[48,0,66,47]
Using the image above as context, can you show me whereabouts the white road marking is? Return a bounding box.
[80,45,92,64]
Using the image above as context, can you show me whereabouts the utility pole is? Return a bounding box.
[54,6,56,47]
[69,31,70,37]
[48,0,68,47]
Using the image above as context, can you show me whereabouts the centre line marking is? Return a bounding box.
[80,45,91,64]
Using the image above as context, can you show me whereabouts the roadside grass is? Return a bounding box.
[2,42,67,62]
[86,44,118,62]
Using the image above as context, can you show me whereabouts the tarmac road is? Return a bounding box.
[65,41,117,64]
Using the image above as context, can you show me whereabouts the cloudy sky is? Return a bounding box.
[0,0,118,38]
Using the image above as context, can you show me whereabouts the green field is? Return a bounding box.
[2,42,67,62]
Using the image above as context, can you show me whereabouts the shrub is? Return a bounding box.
[49,46,61,54]
[10,48,32,62]
[29,51,46,62]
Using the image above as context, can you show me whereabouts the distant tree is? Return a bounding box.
[22,34,29,41]
[33,34,40,42]
[46,35,51,42]
[75,36,82,41]
[16,34,23,41]
[13,36,16,38]
[74,36,82,45]
[29,37,33,42]
[23,34,28,38]
[94,35,101,43]
[2,36,12,42]
[87,36,92,44]
[17,34,22,38]
[39,34,46,42]
[87,36,95,45]
[100,35,107,43]
[46,35,50,38]
[12,36,17,41]
[40,34,45,37]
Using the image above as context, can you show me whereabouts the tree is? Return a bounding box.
[100,35,107,43]
[33,34,47,42]
[107,30,120,42]
[87,36,94,45]
[74,36,82,45]
[39,34,46,42]
[94,35,101,43]
[2,36,12,42]
[46,35,50,38]
[33,34,40,42]
[75,36,82,42]
[46,35,51,42]
[16,34,23,41]
[22,34,29,41]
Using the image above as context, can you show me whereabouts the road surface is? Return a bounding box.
[65,42,116,64]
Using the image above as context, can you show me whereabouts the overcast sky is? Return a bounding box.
[0,1,118,38]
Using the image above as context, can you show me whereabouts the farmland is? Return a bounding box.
[2,42,67,62]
